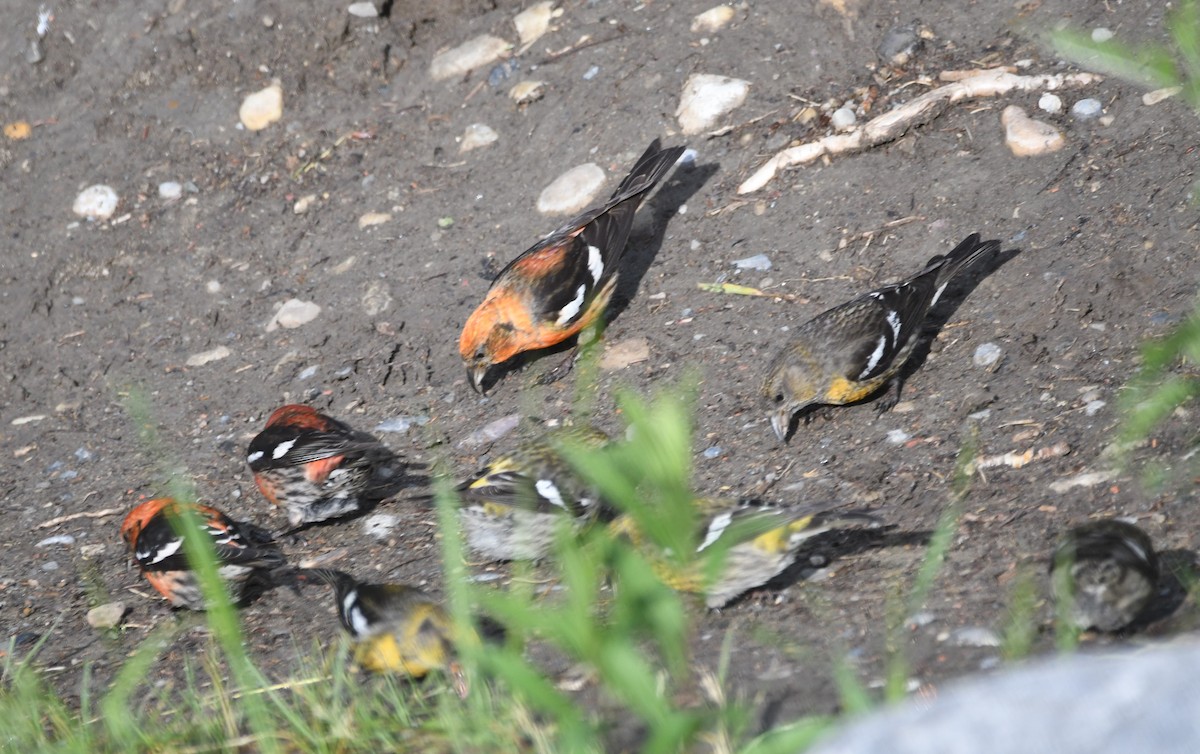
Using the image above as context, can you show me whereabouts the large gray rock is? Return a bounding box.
[810,641,1200,754]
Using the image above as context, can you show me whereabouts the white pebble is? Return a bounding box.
[206,280,221,293]
[297,366,317,380]
[458,414,522,449]
[1001,106,1064,157]
[1071,98,1103,120]
[239,83,283,131]
[186,345,232,366]
[949,626,1002,647]
[357,211,391,228]
[347,2,377,18]
[830,106,857,131]
[374,415,430,433]
[973,342,1003,369]
[1091,27,1114,43]
[87,602,128,630]
[691,5,735,33]
[733,253,772,271]
[582,65,600,81]
[1085,400,1106,416]
[676,73,750,135]
[430,35,511,81]
[678,148,698,166]
[36,535,76,548]
[460,123,498,153]
[361,513,398,539]
[887,429,912,445]
[72,185,119,220]
[536,163,605,215]
[293,194,317,214]
[158,181,183,200]
[509,80,546,105]
[906,611,936,628]
[1037,93,1062,114]
[513,1,559,46]
[268,298,321,331]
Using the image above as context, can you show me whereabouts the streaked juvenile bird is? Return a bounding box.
[762,233,1000,440]
[459,139,686,392]
[610,498,880,608]
[1051,519,1160,633]
[121,497,287,610]
[456,424,611,561]
[247,404,401,528]
[303,568,467,696]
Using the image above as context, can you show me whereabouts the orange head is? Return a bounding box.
[459,293,532,393]
[121,497,175,549]
[263,404,327,431]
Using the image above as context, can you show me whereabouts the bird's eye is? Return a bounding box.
[773,393,784,404]
[474,346,487,360]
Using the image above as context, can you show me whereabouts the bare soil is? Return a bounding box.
[3,0,1198,739]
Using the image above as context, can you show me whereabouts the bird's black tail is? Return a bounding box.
[925,233,1001,306]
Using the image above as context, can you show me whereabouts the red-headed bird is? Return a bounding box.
[459,139,686,392]
[120,497,286,610]
[247,404,401,527]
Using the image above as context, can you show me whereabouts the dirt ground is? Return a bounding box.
[3,0,1199,739]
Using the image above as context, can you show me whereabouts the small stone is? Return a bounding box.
[1071,98,1103,120]
[1085,400,1106,416]
[876,22,925,66]
[186,345,231,366]
[87,602,128,630]
[42,561,59,571]
[268,299,321,331]
[887,429,912,445]
[36,535,75,548]
[239,83,283,131]
[1038,93,1063,114]
[691,5,735,34]
[906,611,936,628]
[12,414,46,425]
[831,107,858,131]
[72,185,120,220]
[293,194,317,214]
[513,1,559,46]
[733,253,772,271]
[1143,86,1182,106]
[430,35,512,81]
[536,163,606,215]
[582,65,600,81]
[509,80,546,105]
[373,415,430,434]
[1091,27,1114,42]
[347,2,377,18]
[458,414,521,449]
[296,365,317,380]
[74,447,92,461]
[206,280,221,293]
[437,216,455,229]
[702,446,722,459]
[949,626,1002,647]
[362,280,392,316]
[600,337,651,370]
[460,123,498,153]
[973,342,1002,369]
[158,181,183,200]
[676,73,750,135]
[362,513,398,539]
[487,59,520,87]
[357,211,391,228]
[1001,106,1065,156]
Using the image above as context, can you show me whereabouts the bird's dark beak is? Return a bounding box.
[770,408,792,443]
[468,366,487,395]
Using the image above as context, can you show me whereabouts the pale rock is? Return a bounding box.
[347,2,377,17]
[362,279,392,316]
[1143,86,1181,105]
[239,83,283,131]
[536,163,605,215]
[268,299,321,331]
[1071,98,1102,120]
[1091,27,1114,43]
[430,35,512,81]
[458,414,522,449]
[72,185,119,220]
[676,73,750,134]
[831,106,857,130]
[361,513,398,539]
[158,181,183,200]
[973,342,1003,369]
[357,211,391,228]
[87,602,128,630]
[691,5,735,33]
[293,194,317,214]
[460,123,499,153]
[514,1,560,46]
[1038,93,1063,114]
[600,337,650,370]
[1001,106,1064,157]
[510,80,546,105]
[186,345,232,366]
